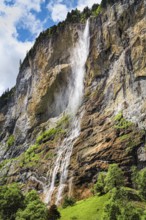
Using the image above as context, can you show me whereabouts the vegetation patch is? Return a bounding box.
[92,4,102,16]
[0,185,60,220]
[119,133,131,141]
[0,87,15,108]
[56,115,70,129]
[60,194,109,220]
[114,112,133,129]
[62,196,76,209]
[60,164,146,220]
[19,144,40,168]
[36,127,65,145]
[44,151,54,160]
[0,159,11,170]
[7,135,15,147]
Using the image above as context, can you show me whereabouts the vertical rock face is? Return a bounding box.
[0,0,146,200]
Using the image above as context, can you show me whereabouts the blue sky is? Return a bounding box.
[0,0,101,95]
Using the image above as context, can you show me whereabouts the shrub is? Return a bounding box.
[138,168,146,200]
[91,3,99,11]
[16,190,50,220]
[104,164,125,192]
[24,190,40,204]
[102,188,141,220]
[16,200,49,220]
[56,115,70,129]
[21,144,40,168]
[7,135,15,147]
[36,127,64,145]
[62,196,76,208]
[94,172,106,195]
[131,166,139,189]
[114,112,133,129]
[92,5,102,16]
[66,9,81,23]
[0,184,24,220]
[131,167,146,200]
[103,201,120,220]
[48,204,61,220]
[0,185,52,220]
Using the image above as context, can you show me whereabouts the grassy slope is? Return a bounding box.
[60,194,109,220]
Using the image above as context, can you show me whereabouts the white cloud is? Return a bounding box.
[47,2,69,22]
[0,0,44,95]
[77,0,101,11]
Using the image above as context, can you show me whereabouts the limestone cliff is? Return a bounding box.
[0,0,146,202]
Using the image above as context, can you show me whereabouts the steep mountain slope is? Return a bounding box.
[0,0,146,204]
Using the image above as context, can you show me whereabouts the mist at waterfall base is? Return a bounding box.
[44,20,90,205]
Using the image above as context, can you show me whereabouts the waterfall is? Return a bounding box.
[44,19,90,205]
[68,19,90,114]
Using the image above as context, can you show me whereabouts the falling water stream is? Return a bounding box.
[44,19,90,205]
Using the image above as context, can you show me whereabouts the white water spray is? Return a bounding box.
[68,19,90,113]
[44,20,90,205]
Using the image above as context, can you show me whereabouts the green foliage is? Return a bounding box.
[24,190,40,204]
[91,3,99,11]
[92,4,102,16]
[94,172,106,195]
[114,112,133,129]
[66,4,101,23]
[62,196,76,208]
[81,7,91,22]
[16,200,49,220]
[0,87,15,108]
[131,167,146,200]
[24,144,39,161]
[66,9,81,23]
[131,166,139,189]
[0,184,24,220]
[57,115,70,129]
[102,188,141,220]
[44,151,54,159]
[36,127,64,145]
[114,111,123,121]
[0,185,48,220]
[0,159,10,169]
[48,204,61,220]
[119,133,131,141]
[103,201,120,220]
[119,203,141,220]
[7,135,15,147]
[105,164,125,192]
[21,144,40,168]
[137,168,146,200]
[16,189,52,220]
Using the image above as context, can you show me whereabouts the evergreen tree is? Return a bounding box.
[105,164,125,192]
[48,205,61,220]
[103,188,141,220]
[16,190,49,220]
[138,168,146,200]
[0,184,24,220]
[94,172,106,195]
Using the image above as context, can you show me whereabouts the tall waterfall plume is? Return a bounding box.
[44,19,90,205]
